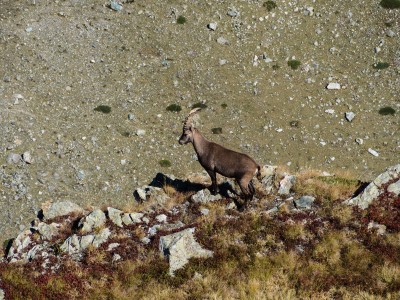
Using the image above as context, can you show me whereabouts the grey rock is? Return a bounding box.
[108,243,120,251]
[326,82,341,90]
[7,230,32,260]
[121,213,133,226]
[278,175,296,195]
[217,37,229,45]
[345,112,355,122]
[0,287,4,300]
[227,7,239,17]
[128,113,135,120]
[368,148,379,157]
[200,208,209,215]
[129,212,144,223]
[368,221,386,235]
[108,207,123,227]
[22,151,33,164]
[79,209,106,233]
[110,0,122,11]
[388,180,400,195]
[159,228,213,276]
[191,189,222,203]
[37,222,60,240]
[134,186,170,204]
[345,164,400,209]
[42,201,84,220]
[294,196,315,209]
[156,214,167,223]
[208,22,217,31]
[92,228,111,248]
[6,153,21,164]
[259,165,277,193]
[112,253,122,263]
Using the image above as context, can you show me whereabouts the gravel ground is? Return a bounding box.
[0,0,399,239]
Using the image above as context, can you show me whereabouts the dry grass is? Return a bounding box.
[1,168,399,299]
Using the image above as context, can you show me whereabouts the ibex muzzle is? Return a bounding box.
[179,108,260,202]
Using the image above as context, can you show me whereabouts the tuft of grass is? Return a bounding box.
[272,64,280,70]
[221,103,228,109]
[211,127,222,134]
[177,15,187,24]
[378,106,396,115]
[380,0,400,9]
[192,102,208,109]
[94,105,111,114]
[166,104,182,112]
[288,60,301,70]
[373,62,390,69]
[263,1,277,11]
[159,159,172,167]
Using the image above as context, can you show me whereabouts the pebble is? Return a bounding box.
[386,29,395,38]
[136,129,146,136]
[110,0,123,11]
[22,151,33,164]
[208,22,217,31]
[128,113,135,120]
[326,82,341,90]
[227,7,239,17]
[155,214,167,223]
[368,148,379,157]
[345,112,355,122]
[325,109,335,114]
[355,138,363,145]
[217,37,229,45]
[7,153,21,164]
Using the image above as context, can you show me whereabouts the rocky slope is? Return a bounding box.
[1,0,399,242]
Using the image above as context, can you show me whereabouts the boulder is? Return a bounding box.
[159,228,213,276]
[79,209,106,233]
[191,189,221,203]
[294,195,315,210]
[41,201,85,220]
[345,164,400,209]
[259,165,277,193]
[278,175,296,195]
[107,207,123,227]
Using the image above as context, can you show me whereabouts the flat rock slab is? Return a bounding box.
[159,228,213,276]
[42,201,85,220]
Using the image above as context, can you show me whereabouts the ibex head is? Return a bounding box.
[179,108,202,145]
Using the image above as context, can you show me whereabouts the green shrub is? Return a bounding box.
[192,102,207,109]
[221,103,228,109]
[166,104,182,112]
[373,62,390,70]
[211,128,222,134]
[159,159,172,167]
[177,15,186,24]
[288,60,301,70]
[378,106,396,115]
[380,0,400,9]
[94,105,111,114]
[263,1,277,11]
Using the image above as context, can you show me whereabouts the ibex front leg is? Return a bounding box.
[206,169,218,195]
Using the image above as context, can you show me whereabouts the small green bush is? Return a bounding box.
[378,106,396,115]
[272,64,280,70]
[263,1,277,11]
[94,105,111,114]
[373,62,390,70]
[166,104,182,112]
[380,0,400,9]
[211,127,222,134]
[159,159,172,167]
[288,60,301,70]
[192,102,207,109]
[177,15,187,24]
[221,103,228,109]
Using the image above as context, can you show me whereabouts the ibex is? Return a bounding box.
[179,108,260,201]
